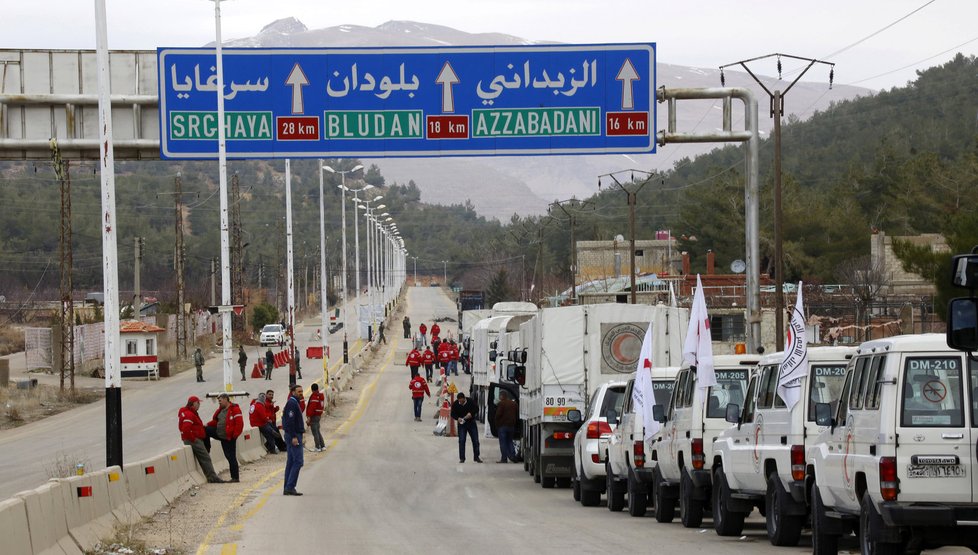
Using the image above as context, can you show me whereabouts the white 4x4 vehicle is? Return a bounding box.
[260,324,285,347]
[570,381,628,507]
[650,355,758,527]
[809,334,978,554]
[606,368,678,517]
[712,345,854,545]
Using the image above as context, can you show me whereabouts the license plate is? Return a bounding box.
[906,464,966,478]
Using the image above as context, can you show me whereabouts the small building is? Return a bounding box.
[120,320,165,380]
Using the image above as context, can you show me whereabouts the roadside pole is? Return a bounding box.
[286,159,296,387]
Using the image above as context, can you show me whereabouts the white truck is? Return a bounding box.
[712,345,854,545]
[809,334,978,555]
[521,303,687,488]
[650,354,760,527]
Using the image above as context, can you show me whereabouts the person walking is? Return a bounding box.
[405,346,422,378]
[264,347,275,380]
[402,316,411,339]
[437,343,451,379]
[451,392,482,463]
[193,347,205,382]
[448,340,460,376]
[282,383,306,496]
[178,396,223,483]
[422,346,435,382]
[409,374,431,422]
[306,383,326,452]
[205,393,244,483]
[431,322,441,342]
[431,336,442,361]
[294,346,302,380]
[418,323,428,346]
[494,390,519,463]
[237,345,248,381]
[378,321,387,344]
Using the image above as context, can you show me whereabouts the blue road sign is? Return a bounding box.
[157,44,655,159]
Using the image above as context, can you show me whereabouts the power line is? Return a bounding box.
[821,0,940,61]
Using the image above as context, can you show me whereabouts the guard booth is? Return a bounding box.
[119,321,165,380]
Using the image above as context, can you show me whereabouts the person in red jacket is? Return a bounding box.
[418,323,428,346]
[431,322,441,342]
[178,396,222,483]
[437,345,452,379]
[448,340,460,376]
[405,347,422,378]
[305,383,326,452]
[409,374,431,422]
[261,389,287,452]
[421,346,436,381]
[249,393,277,454]
[205,393,244,482]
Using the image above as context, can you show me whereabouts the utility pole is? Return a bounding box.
[51,139,74,392]
[550,198,593,305]
[173,174,187,359]
[133,237,142,316]
[230,172,243,330]
[211,257,217,307]
[720,53,834,350]
[600,170,654,304]
[257,260,263,291]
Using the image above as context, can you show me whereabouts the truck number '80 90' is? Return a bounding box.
[545,397,566,406]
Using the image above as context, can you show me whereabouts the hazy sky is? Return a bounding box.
[4,0,974,91]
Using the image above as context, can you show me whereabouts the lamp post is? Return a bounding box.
[322,164,364,339]
[356,195,383,340]
[442,260,448,288]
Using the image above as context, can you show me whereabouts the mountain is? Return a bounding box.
[214,19,872,218]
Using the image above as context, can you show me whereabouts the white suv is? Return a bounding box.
[570,381,627,507]
[606,368,678,517]
[809,334,978,554]
[260,324,285,346]
[712,345,854,545]
[650,355,758,527]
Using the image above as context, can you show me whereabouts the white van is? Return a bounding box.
[712,346,854,544]
[650,355,759,527]
[571,380,628,507]
[809,334,978,554]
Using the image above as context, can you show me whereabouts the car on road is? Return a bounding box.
[259,324,286,346]
[570,380,627,507]
[809,334,978,554]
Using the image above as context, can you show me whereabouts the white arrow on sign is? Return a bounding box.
[285,63,309,115]
[616,58,640,111]
[435,61,460,113]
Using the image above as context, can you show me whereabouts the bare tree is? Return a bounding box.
[834,255,891,342]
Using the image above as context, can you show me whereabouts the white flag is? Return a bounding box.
[777,282,809,410]
[683,274,716,389]
[631,321,660,440]
[669,281,678,308]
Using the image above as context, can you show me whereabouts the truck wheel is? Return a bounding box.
[542,476,556,488]
[653,467,675,523]
[812,487,840,555]
[627,472,648,517]
[860,491,903,555]
[532,457,541,483]
[712,468,746,536]
[680,469,704,528]
[572,471,582,502]
[766,472,803,546]
[581,487,601,507]
[606,464,625,512]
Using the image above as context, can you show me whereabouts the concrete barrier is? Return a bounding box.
[0,497,34,555]
[160,448,194,503]
[16,480,83,555]
[211,443,231,475]
[60,472,115,552]
[181,445,206,485]
[123,457,167,518]
[103,466,138,526]
[237,427,263,463]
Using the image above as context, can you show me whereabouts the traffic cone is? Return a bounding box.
[251,363,262,379]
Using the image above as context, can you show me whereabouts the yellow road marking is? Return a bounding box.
[199,308,405,554]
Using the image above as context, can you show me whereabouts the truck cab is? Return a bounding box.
[712,345,854,545]
[809,334,978,554]
[650,355,759,528]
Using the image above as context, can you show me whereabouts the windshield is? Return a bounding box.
[652,380,676,406]
[901,356,965,427]
[706,368,750,418]
[808,364,848,421]
[262,325,282,333]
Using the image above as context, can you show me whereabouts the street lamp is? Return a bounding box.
[355,195,383,340]
[322,164,364,340]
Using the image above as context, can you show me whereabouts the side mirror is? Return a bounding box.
[947,297,978,352]
[952,254,978,288]
[489,350,497,362]
[517,349,528,364]
[725,403,741,425]
[605,409,618,424]
[514,366,526,386]
[490,340,498,350]
[815,402,835,429]
[505,364,517,381]
[652,404,666,423]
[567,409,582,424]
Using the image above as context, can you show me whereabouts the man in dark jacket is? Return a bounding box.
[494,390,519,463]
[450,392,482,464]
[282,383,306,495]
[237,345,248,381]
[264,348,275,380]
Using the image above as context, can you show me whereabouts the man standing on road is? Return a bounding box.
[494,390,519,463]
[264,347,275,380]
[418,323,427,346]
[205,394,244,483]
[431,322,441,342]
[178,396,223,483]
[193,347,205,382]
[402,316,411,339]
[422,346,435,382]
[282,383,306,496]
[294,346,302,380]
[409,373,431,422]
[306,383,326,452]
[238,345,248,381]
[378,321,387,344]
[451,392,482,463]
[405,346,422,378]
